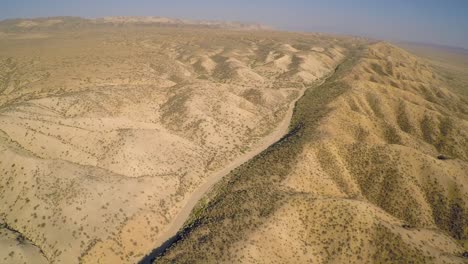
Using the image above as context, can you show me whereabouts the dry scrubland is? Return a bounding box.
[0,17,348,263]
[155,43,468,263]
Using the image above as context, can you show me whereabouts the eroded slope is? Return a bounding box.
[155,43,468,263]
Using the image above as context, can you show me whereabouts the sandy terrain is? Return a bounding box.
[0,17,347,263]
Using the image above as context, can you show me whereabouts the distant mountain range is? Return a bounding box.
[398,41,468,55]
[0,16,272,31]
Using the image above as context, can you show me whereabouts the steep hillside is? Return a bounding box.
[154,42,468,263]
[0,19,351,263]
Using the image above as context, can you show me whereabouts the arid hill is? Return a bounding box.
[1,17,466,264]
[154,42,468,263]
[0,17,352,263]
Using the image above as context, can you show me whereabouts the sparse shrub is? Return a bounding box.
[16,234,25,244]
[436,155,448,160]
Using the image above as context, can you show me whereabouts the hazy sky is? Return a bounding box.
[1,0,468,48]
